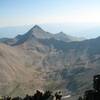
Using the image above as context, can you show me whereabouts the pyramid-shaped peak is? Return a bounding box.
[27,25,45,35]
[59,31,65,34]
[57,31,66,36]
[30,25,43,31]
[26,25,53,39]
[33,25,41,29]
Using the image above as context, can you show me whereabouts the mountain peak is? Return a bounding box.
[59,31,64,34]
[57,31,66,36]
[26,25,52,39]
[33,25,42,29]
[27,25,45,36]
[30,25,43,32]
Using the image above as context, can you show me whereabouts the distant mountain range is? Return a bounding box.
[0,25,84,45]
[0,25,100,100]
[0,24,100,39]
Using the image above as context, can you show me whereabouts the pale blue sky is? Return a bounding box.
[0,0,100,38]
[1,0,100,26]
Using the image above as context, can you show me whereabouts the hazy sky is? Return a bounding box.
[0,0,100,38]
